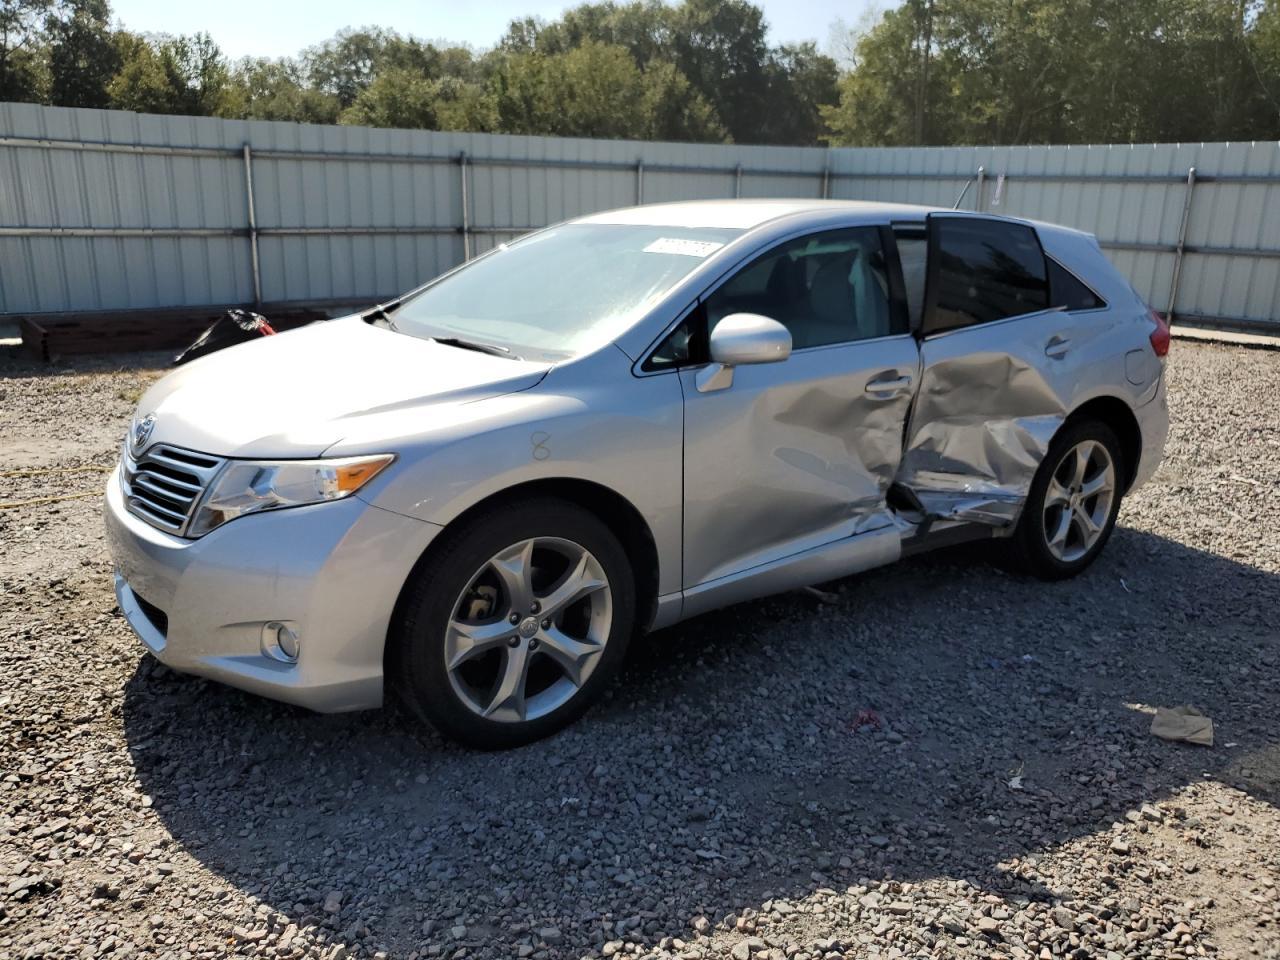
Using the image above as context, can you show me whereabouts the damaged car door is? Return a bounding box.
[896,213,1110,525]
[674,226,918,607]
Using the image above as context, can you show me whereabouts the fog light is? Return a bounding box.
[261,621,300,663]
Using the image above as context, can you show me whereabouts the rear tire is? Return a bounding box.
[389,498,635,749]
[1008,419,1125,581]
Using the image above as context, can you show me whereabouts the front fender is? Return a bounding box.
[342,369,686,597]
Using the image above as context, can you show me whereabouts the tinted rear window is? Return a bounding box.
[928,218,1049,334]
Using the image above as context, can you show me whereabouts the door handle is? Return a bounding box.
[865,375,913,394]
[1045,335,1071,359]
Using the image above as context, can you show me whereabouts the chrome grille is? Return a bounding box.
[122,444,225,536]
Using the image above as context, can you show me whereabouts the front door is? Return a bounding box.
[677,226,919,588]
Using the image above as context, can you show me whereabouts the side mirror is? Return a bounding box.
[709,313,792,365]
[697,313,792,393]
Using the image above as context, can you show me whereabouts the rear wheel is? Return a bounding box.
[1008,419,1125,580]
[390,499,635,749]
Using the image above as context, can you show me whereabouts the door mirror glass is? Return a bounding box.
[709,313,792,366]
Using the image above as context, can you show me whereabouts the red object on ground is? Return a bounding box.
[851,708,882,732]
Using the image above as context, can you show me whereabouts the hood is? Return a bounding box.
[135,316,551,458]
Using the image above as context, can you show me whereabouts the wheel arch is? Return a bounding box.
[1064,395,1142,490]
[386,478,662,672]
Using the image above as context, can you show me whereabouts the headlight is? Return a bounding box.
[188,454,394,537]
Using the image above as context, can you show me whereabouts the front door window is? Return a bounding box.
[705,227,905,349]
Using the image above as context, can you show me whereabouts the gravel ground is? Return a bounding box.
[2,339,1279,960]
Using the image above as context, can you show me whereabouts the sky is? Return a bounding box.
[108,0,882,62]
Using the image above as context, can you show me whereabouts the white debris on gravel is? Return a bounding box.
[1,341,1279,960]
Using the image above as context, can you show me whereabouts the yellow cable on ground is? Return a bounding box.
[0,491,102,510]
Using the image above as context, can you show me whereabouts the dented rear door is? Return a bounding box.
[896,214,1102,525]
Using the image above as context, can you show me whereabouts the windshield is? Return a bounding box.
[388,223,743,360]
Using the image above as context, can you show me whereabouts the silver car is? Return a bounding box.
[105,200,1169,748]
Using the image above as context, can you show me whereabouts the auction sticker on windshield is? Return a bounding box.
[642,237,725,258]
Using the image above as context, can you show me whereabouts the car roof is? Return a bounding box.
[575,198,1099,245]
[593,199,1107,362]
[575,198,940,230]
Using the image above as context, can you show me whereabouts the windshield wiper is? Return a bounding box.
[432,336,520,360]
[363,297,404,328]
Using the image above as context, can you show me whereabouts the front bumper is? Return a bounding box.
[105,466,441,712]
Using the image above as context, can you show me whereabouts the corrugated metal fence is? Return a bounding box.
[3,101,1280,332]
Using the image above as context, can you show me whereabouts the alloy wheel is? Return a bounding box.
[444,537,612,723]
[1042,439,1117,563]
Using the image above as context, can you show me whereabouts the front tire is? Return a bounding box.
[389,498,635,749]
[1008,419,1125,581]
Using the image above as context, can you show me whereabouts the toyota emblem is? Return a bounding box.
[131,414,156,453]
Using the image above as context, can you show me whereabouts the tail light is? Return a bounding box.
[1148,307,1171,358]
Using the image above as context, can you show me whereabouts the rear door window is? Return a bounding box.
[925,217,1049,335]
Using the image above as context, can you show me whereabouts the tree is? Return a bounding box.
[304,27,390,107]
[1142,0,1268,141]
[1,0,51,101]
[488,41,644,138]
[340,68,497,131]
[503,1,671,66]
[303,27,454,108]
[46,0,117,107]
[636,58,726,141]
[665,0,771,143]
[495,0,822,144]
[5,0,1277,148]
[1249,0,1280,128]
[823,2,953,146]
[499,16,543,55]
[108,31,228,115]
[823,0,1280,146]
[759,42,839,146]
[490,40,724,141]
[938,0,1079,144]
[219,57,340,123]
[913,0,933,143]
